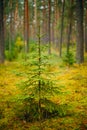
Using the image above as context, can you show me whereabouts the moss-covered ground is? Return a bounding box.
[0,58,87,130]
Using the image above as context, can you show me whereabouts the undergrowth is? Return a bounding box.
[0,53,87,129]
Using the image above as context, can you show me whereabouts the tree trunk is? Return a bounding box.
[66,0,73,54]
[0,0,5,63]
[59,0,65,57]
[24,0,29,53]
[48,0,51,54]
[51,22,55,45]
[67,23,72,53]
[85,9,87,52]
[75,0,84,63]
[14,1,19,37]
[33,0,37,38]
[42,0,48,43]
[54,0,59,49]
[9,0,13,53]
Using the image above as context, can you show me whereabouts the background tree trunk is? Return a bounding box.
[0,0,5,63]
[48,0,51,54]
[54,0,59,49]
[75,0,84,63]
[85,9,87,52]
[24,0,29,53]
[66,0,73,54]
[59,0,65,57]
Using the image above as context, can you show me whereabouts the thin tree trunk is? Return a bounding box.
[67,23,72,53]
[54,0,59,49]
[75,0,84,63]
[24,0,29,53]
[34,0,37,37]
[66,0,73,54]
[85,9,87,52]
[3,0,7,47]
[9,0,13,53]
[59,0,65,57]
[14,1,19,38]
[0,0,5,63]
[42,0,47,43]
[48,0,51,54]
[51,22,55,44]
[38,25,42,130]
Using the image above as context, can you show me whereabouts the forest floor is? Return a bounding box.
[0,58,87,130]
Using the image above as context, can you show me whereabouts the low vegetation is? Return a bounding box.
[0,53,87,130]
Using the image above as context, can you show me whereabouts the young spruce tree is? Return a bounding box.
[15,26,60,125]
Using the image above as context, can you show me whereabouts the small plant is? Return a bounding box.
[63,52,75,67]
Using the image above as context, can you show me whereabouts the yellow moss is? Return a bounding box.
[0,60,87,129]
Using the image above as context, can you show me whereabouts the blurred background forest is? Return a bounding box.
[0,0,87,63]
